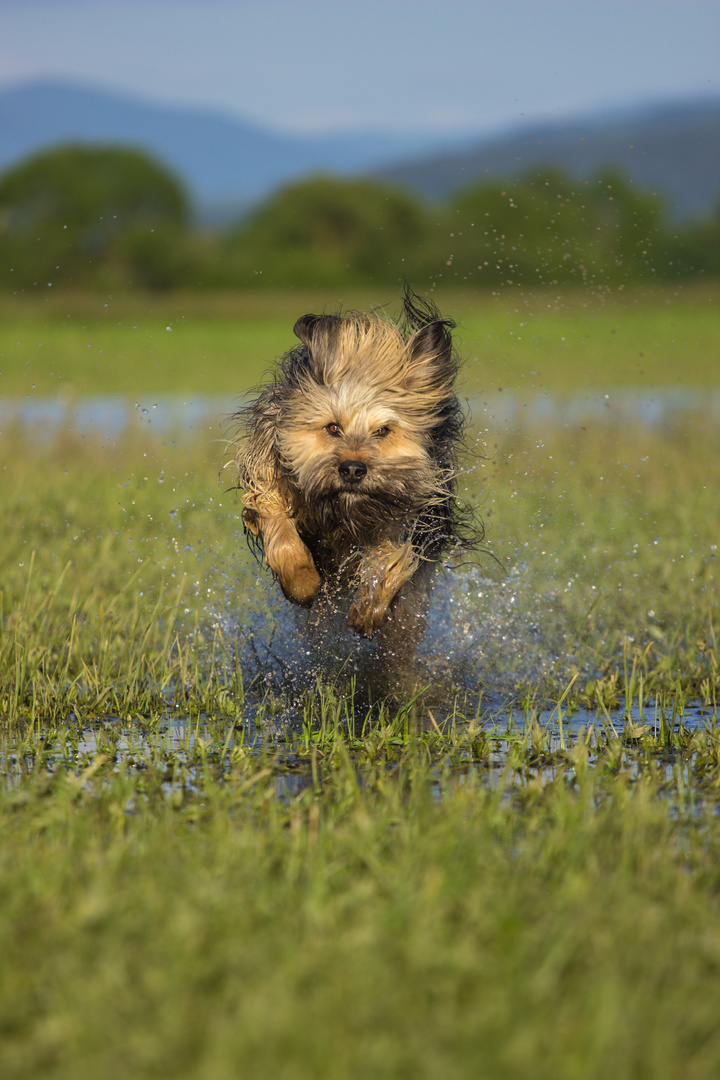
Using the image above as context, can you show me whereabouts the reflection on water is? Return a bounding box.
[473,387,720,429]
[2,388,720,439]
[0,394,227,439]
[0,689,713,803]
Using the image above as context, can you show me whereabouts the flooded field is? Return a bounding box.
[2,288,720,1079]
[2,381,718,775]
[2,544,717,802]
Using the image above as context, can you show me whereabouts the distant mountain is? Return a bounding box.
[1,82,718,224]
[375,99,720,221]
[0,80,461,219]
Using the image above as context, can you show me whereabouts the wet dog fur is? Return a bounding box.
[230,290,475,661]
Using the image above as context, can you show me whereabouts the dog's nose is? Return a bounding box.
[338,459,367,483]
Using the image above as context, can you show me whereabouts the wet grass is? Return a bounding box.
[1,284,720,1077]
[3,705,720,1079]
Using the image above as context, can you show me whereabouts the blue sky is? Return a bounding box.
[2,0,719,135]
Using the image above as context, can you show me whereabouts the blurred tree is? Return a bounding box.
[444,168,669,287]
[223,175,434,287]
[659,194,720,280]
[0,144,191,289]
[582,170,668,281]
[0,144,710,294]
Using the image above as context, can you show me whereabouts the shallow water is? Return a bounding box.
[2,387,719,440]
[0,393,227,440]
[1,688,713,805]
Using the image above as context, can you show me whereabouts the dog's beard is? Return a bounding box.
[299,462,440,541]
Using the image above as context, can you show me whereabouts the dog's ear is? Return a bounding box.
[293,314,319,348]
[294,314,342,346]
[293,314,343,373]
[407,320,455,390]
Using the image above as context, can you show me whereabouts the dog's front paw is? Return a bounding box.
[347,542,419,638]
[278,559,321,607]
[347,586,388,638]
[261,515,322,607]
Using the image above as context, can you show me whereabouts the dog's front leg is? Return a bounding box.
[347,540,420,638]
[247,511,321,607]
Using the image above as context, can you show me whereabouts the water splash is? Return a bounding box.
[199,545,577,713]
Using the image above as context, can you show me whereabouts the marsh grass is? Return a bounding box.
[2,286,720,1077]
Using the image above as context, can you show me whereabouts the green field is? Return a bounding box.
[1,284,720,1078]
[1,282,719,396]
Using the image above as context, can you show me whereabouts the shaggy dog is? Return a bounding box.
[231,290,474,659]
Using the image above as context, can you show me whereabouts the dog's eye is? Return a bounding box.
[374,426,391,438]
[326,422,342,436]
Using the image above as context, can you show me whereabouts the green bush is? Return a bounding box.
[220,175,436,288]
[0,144,191,290]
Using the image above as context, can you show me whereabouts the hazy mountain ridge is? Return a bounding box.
[376,99,720,221]
[1,80,718,222]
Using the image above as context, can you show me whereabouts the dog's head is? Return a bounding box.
[275,305,461,529]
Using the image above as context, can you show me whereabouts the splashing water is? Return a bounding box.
[199,542,578,715]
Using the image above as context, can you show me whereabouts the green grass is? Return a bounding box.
[0,312,291,396]
[456,282,720,395]
[1,284,720,1078]
[1,282,719,396]
[2,715,720,1080]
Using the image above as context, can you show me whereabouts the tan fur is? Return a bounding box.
[230,293,471,647]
